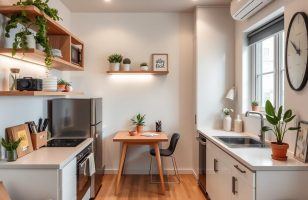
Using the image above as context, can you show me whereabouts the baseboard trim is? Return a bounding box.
[104,168,195,175]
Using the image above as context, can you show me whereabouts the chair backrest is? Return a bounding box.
[168,133,180,154]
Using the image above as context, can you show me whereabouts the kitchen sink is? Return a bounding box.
[214,136,269,148]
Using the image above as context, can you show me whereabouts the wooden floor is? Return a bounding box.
[95,174,207,200]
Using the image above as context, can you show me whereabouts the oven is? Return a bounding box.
[77,144,92,200]
[197,132,208,197]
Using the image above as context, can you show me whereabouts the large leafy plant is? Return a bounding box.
[1,137,23,151]
[262,100,299,144]
[131,114,146,126]
[5,0,62,70]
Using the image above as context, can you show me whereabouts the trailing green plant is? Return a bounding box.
[108,54,123,63]
[123,58,131,64]
[4,0,62,70]
[251,100,259,106]
[1,137,23,151]
[131,113,146,126]
[140,62,148,67]
[57,79,67,85]
[223,108,233,116]
[262,100,300,144]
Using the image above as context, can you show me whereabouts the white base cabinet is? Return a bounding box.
[206,140,308,200]
[0,158,77,200]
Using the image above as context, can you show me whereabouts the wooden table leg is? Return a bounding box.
[154,143,166,194]
[115,142,128,194]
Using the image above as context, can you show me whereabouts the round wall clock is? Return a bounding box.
[285,12,308,91]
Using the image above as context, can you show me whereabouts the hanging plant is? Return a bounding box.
[4,0,62,70]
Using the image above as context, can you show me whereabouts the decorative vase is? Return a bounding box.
[136,125,144,133]
[43,76,57,91]
[140,66,149,71]
[252,105,260,112]
[122,64,130,71]
[223,115,232,132]
[26,34,36,49]
[110,63,120,71]
[271,142,289,161]
[6,150,17,162]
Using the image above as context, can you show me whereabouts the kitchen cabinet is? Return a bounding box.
[0,158,77,200]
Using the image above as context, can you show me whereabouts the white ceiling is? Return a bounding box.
[60,0,231,13]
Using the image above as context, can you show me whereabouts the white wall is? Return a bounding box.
[69,12,195,173]
[235,0,308,152]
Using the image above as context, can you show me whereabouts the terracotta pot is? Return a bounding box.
[271,142,289,161]
[136,125,144,133]
[252,105,260,112]
[129,131,137,136]
[57,84,66,91]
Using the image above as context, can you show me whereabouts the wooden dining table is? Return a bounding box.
[113,131,168,195]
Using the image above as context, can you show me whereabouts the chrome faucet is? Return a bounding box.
[245,111,265,145]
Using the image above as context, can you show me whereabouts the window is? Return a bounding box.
[248,15,285,109]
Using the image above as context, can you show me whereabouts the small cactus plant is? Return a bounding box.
[123,58,131,64]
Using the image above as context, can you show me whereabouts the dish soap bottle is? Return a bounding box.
[234,114,243,133]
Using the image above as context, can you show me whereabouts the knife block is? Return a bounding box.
[31,131,47,150]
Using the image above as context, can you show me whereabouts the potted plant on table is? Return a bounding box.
[1,137,23,162]
[131,113,146,133]
[108,54,123,71]
[262,100,299,161]
[223,108,233,132]
[251,100,260,111]
[140,62,149,71]
[122,58,131,71]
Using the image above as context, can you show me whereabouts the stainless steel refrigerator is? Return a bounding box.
[48,98,104,198]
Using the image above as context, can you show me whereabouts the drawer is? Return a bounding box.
[230,158,255,188]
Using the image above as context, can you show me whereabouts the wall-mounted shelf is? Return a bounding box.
[106,71,169,75]
[0,91,84,96]
[0,6,84,71]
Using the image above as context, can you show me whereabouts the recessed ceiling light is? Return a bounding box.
[104,0,111,2]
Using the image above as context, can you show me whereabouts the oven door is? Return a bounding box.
[197,133,207,194]
[77,156,91,200]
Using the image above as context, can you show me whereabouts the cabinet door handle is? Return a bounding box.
[196,137,206,146]
[234,165,246,173]
[214,159,218,173]
[232,176,238,195]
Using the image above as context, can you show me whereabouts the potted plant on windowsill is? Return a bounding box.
[131,113,146,133]
[108,54,123,71]
[251,100,260,112]
[262,100,299,161]
[1,137,23,162]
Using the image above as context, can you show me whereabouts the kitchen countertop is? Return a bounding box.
[198,128,308,171]
[0,138,93,169]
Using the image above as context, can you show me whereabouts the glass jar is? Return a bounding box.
[9,68,20,91]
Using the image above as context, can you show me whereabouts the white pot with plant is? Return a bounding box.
[122,58,131,71]
[140,62,149,71]
[131,113,146,133]
[251,100,260,111]
[262,100,299,161]
[108,53,123,71]
[223,108,233,132]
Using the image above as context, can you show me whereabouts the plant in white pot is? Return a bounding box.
[140,62,149,71]
[122,58,131,71]
[108,54,123,71]
[262,100,299,161]
[223,108,233,131]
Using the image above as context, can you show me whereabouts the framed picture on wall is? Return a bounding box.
[152,54,168,72]
[294,121,308,163]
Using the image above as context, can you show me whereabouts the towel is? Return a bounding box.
[88,153,96,176]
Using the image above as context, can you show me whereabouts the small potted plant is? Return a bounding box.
[1,137,23,162]
[57,79,67,91]
[108,54,123,71]
[122,58,131,71]
[262,100,299,161]
[65,82,73,92]
[131,113,146,133]
[140,62,149,71]
[223,108,233,132]
[251,100,260,111]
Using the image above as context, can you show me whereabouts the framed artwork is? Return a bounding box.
[294,121,308,162]
[152,54,168,72]
[6,124,33,158]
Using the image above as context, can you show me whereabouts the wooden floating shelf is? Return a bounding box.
[0,91,84,96]
[0,6,84,71]
[106,71,169,75]
[0,48,83,71]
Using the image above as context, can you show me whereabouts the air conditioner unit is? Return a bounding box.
[230,0,273,21]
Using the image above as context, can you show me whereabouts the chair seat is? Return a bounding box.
[150,148,173,157]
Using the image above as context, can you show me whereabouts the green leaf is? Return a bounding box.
[277,106,283,121]
[283,110,292,121]
[284,115,296,123]
[265,100,275,117]
[266,115,278,125]
[262,126,272,132]
[288,127,300,131]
